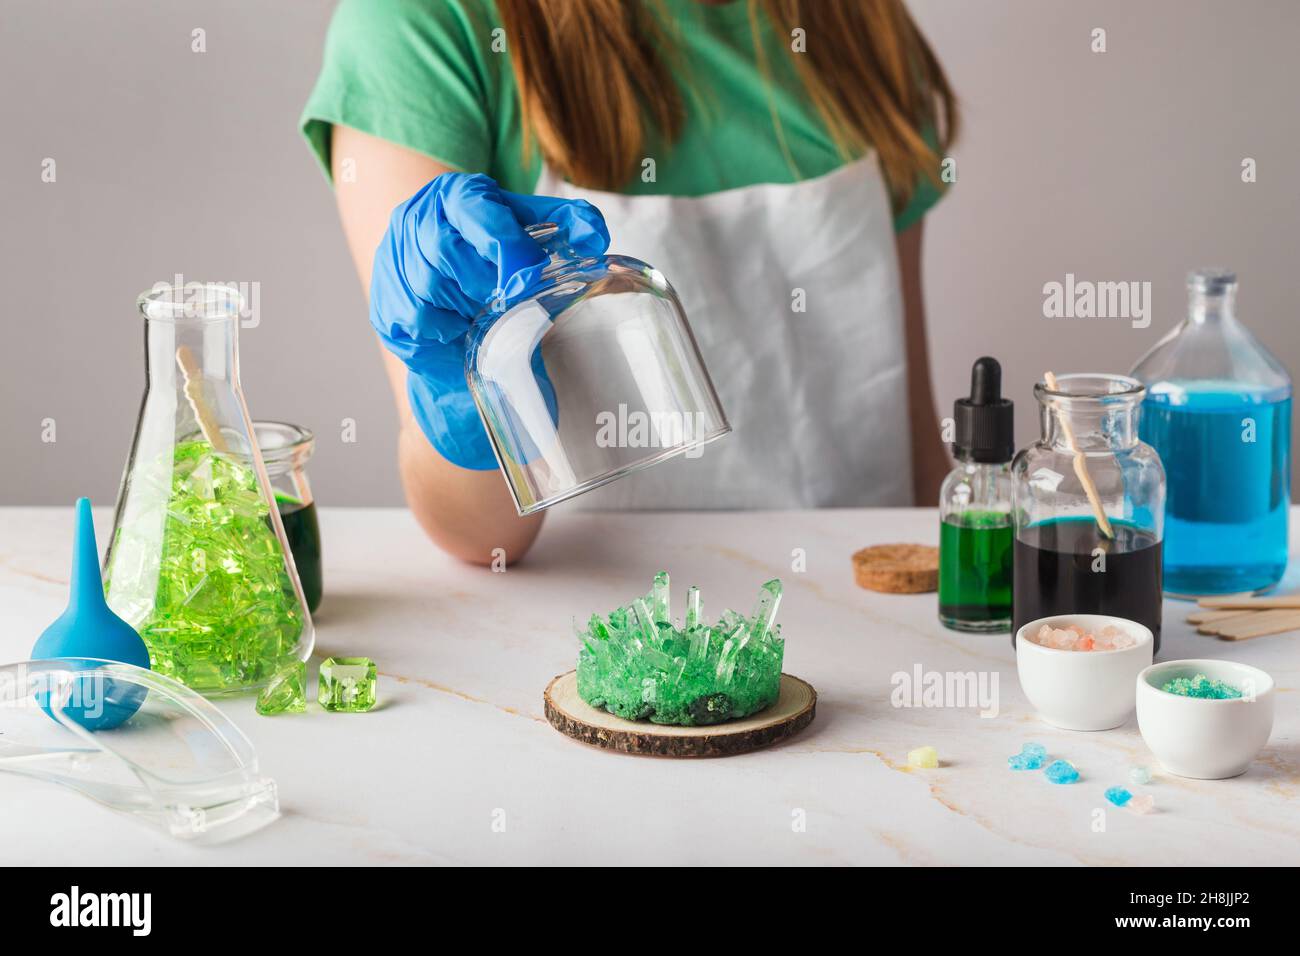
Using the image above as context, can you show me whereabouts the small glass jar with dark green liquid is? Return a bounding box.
[254,422,323,614]
[1010,374,1166,651]
[938,358,1016,632]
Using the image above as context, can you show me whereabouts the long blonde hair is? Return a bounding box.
[496,0,958,211]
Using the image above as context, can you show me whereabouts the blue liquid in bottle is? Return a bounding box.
[1132,270,1292,596]
[1141,385,1291,594]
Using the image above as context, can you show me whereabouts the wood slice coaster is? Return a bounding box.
[544,671,816,758]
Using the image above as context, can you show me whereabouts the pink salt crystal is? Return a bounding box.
[1129,793,1155,814]
[1030,620,1142,651]
[1101,624,1136,648]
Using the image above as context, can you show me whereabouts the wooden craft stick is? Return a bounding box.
[1195,608,1298,635]
[1214,610,1300,641]
[1197,595,1300,610]
[175,345,229,453]
[1044,371,1113,539]
[1188,608,1264,627]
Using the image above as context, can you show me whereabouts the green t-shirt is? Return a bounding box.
[301,0,944,232]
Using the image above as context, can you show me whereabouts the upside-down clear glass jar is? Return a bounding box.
[1011,374,1166,652]
[466,222,730,515]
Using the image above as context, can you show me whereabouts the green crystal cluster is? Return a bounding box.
[106,440,305,694]
[1161,673,1243,699]
[576,572,784,726]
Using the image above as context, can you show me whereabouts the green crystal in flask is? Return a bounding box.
[106,440,306,694]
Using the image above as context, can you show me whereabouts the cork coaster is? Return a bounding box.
[851,543,939,594]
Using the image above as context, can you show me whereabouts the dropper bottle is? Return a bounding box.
[938,357,1016,632]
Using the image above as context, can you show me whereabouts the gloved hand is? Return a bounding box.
[370,172,609,470]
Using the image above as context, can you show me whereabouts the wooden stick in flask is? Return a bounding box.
[1044,371,1113,539]
[175,346,229,453]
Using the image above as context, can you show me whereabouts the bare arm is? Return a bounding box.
[330,123,544,565]
[896,219,951,505]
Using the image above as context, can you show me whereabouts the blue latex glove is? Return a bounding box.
[370,172,609,470]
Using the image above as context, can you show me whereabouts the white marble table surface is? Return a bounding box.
[1,506,1296,866]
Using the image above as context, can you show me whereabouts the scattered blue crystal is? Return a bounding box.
[1008,752,1044,771]
[1043,759,1079,784]
[1105,786,1133,806]
[1008,742,1047,770]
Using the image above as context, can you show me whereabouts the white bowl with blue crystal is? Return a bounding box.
[1136,659,1275,779]
[1016,614,1154,731]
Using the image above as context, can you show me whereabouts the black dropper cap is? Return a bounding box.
[952,356,1014,463]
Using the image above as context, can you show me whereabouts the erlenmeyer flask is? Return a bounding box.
[103,284,313,695]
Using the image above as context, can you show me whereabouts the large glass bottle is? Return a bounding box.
[1131,270,1291,595]
[104,284,313,695]
[1011,375,1166,651]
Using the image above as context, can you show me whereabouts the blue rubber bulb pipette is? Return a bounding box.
[31,498,151,730]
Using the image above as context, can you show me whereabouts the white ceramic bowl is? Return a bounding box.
[1136,659,1275,779]
[1016,614,1154,731]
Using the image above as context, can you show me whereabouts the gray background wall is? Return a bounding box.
[2,0,1296,507]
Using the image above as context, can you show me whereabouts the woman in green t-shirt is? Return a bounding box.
[303,0,957,564]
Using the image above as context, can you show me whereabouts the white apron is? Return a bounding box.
[534,154,914,510]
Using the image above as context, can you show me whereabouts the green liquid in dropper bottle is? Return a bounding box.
[939,510,1013,630]
[937,356,1016,633]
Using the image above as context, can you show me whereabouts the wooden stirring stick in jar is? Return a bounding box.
[1044,371,1113,539]
[175,345,229,453]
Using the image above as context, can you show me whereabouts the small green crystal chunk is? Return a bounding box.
[105,440,307,695]
[256,660,307,715]
[319,657,377,712]
[576,573,785,726]
[1161,673,1243,699]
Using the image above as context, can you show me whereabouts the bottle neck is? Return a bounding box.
[145,315,239,391]
[954,451,1009,469]
[1187,284,1236,326]
[1040,397,1141,452]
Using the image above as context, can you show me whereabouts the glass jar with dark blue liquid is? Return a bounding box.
[1012,375,1166,651]
[1131,271,1291,596]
